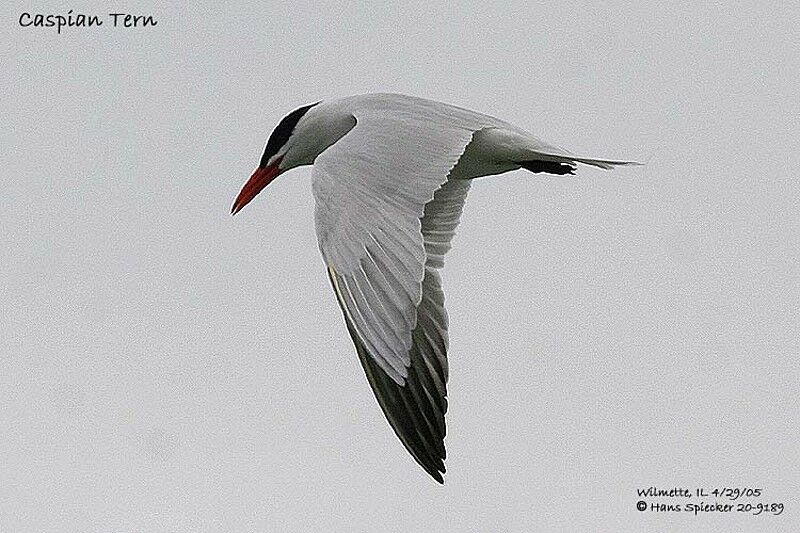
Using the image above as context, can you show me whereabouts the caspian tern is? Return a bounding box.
[232,93,637,483]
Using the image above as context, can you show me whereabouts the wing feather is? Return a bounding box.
[321,175,471,483]
[313,107,475,383]
[313,103,475,482]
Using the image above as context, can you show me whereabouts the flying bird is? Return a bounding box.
[232,93,637,483]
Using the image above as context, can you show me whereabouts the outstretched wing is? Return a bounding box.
[312,105,475,482]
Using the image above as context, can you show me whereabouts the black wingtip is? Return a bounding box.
[326,265,450,485]
[420,456,446,484]
[518,160,576,175]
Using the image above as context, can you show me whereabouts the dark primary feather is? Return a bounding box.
[324,180,470,483]
[519,159,576,175]
[328,266,449,483]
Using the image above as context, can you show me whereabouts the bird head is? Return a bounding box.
[231,101,356,215]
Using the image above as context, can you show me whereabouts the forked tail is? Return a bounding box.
[518,154,641,175]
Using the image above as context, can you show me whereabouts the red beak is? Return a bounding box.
[231,161,282,215]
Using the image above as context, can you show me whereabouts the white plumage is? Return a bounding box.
[232,93,638,483]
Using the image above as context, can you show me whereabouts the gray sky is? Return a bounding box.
[2,1,798,532]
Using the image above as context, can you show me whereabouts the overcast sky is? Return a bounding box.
[2,1,799,532]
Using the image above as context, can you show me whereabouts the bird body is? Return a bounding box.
[232,93,637,483]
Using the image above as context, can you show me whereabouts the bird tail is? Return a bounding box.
[569,156,642,170]
[519,153,641,175]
